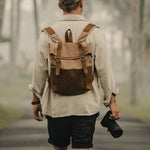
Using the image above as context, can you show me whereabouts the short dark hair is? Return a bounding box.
[60,0,81,13]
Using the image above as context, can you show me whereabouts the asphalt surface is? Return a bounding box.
[0,95,150,150]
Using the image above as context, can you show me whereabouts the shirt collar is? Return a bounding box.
[59,14,86,21]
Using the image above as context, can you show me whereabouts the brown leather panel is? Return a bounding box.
[44,27,55,35]
[49,66,93,96]
[83,24,95,32]
[77,23,97,42]
[81,57,88,75]
[85,66,94,90]
[56,42,61,76]
[44,27,62,42]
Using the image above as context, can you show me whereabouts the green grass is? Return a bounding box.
[0,105,23,130]
[0,68,32,130]
[118,83,150,126]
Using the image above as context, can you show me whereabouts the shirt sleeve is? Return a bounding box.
[94,28,119,107]
[28,32,49,99]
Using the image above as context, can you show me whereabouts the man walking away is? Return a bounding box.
[30,0,120,150]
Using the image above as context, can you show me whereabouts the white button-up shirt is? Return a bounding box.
[29,14,119,118]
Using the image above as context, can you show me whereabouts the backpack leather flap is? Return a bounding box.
[60,55,92,70]
[58,42,92,69]
[60,43,80,57]
[59,42,92,58]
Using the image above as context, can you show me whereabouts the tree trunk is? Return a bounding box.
[8,0,21,81]
[34,0,39,40]
[130,0,140,104]
[0,0,5,40]
[10,0,15,65]
[121,33,126,72]
[16,0,21,44]
[138,0,145,96]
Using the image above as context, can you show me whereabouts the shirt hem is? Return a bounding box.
[42,110,100,118]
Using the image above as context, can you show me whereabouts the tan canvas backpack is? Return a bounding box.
[44,23,97,96]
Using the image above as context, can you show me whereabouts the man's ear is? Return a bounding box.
[58,2,62,10]
[80,0,83,12]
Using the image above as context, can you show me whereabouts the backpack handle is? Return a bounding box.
[65,29,73,42]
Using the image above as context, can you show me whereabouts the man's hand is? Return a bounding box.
[109,95,120,120]
[32,104,43,121]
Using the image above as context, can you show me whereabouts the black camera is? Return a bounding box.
[100,111,123,138]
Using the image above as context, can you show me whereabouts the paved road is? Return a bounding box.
[0,96,150,150]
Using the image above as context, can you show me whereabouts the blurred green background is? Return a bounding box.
[0,0,150,130]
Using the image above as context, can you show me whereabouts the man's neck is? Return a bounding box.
[63,9,82,15]
[64,12,81,15]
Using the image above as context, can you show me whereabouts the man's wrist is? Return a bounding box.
[109,94,117,106]
[31,100,40,105]
[112,93,116,97]
[32,93,40,105]
[110,99,116,104]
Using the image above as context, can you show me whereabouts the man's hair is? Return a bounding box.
[60,0,81,13]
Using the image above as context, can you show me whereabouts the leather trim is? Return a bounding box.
[49,66,93,96]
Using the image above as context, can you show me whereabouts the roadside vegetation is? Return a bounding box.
[118,83,150,126]
[0,67,31,130]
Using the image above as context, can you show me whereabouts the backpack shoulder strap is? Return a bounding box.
[43,27,62,42]
[77,23,98,42]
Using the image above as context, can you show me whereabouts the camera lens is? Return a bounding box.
[101,111,123,138]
